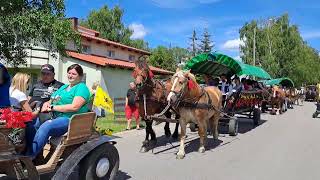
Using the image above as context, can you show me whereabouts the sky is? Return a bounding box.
[65,0,320,60]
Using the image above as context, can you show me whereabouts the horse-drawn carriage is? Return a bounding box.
[183,53,271,136]
[0,110,119,180]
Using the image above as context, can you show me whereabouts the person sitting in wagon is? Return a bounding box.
[26,64,90,158]
[218,74,231,94]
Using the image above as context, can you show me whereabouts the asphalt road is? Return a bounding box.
[115,102,320,180]
[1,102,319,180]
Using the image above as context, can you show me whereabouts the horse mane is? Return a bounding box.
[173,70,197,83]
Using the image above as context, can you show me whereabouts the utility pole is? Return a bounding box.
[253,27,256,66]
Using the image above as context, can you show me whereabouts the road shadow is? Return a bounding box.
[115,170,132,180]
[184,138,223,154]
[219,118,267,135]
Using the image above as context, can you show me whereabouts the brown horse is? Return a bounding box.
[133,57,179,152]
[270,86,286,115]
[285,88,299,108]
[167,70,222,159]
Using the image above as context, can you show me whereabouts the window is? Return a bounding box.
[129,55,135,61]
[107,50,115,58]
[82,45,91,54]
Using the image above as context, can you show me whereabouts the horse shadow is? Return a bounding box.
[115,170,132,180]
[184,137,223,154]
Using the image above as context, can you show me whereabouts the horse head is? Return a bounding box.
[132,55,154,90]
[167,69,198,104]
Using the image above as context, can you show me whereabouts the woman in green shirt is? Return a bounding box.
[26,64,90,157]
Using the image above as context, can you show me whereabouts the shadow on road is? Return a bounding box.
[115,170,132,180]
[219,118,267,135]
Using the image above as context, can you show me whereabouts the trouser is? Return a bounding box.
[26,117,69,157]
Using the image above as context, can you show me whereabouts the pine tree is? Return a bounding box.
[200,28,214,53]
[188,30,199,57]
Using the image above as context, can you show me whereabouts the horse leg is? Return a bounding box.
[164,122,171,138]
[197,121,207,153]
[140,120,156,152]
[172,122,179,139]
[176,120,187,159]
[209,114,219,140]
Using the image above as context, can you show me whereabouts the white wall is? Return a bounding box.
[101,67,134,99]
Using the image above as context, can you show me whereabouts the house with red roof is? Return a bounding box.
[5,17,172,99]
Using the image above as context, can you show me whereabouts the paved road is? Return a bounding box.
[115,102,320,180]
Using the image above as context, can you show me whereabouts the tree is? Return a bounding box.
[0,0,79,67]
[170,47,190,64]
[188,30,199,57]
[80,5,149,50]
[199,28,213,53]
[149,46,177,71]
[239,14,320,86]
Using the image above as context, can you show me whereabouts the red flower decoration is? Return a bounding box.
[0,108,33,128]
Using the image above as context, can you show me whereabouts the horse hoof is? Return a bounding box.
[198,147,205,153]
[176,153,185,159]
[142,140,149,146]
[140,146,149,153]
[172,132,179,139]
[165,131,171,138]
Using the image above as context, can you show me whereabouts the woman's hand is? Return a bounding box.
[41,102,51,112]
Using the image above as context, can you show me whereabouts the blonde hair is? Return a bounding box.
[11,73,30,94]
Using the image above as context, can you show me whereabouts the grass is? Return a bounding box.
[96,113,144,134]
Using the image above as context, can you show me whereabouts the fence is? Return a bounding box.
[113,97,126,120]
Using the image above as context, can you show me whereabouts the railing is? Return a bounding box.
[113,97,126,120]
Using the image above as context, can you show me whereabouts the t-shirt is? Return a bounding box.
[9,87,28,110]
[51,83,90,118]
[127,89,136,107]
[29,80,64,105]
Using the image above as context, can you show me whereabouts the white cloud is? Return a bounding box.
[129,23,148,39]
[302,31,320,40]
[150,0,221,9]
[221,38,244,51]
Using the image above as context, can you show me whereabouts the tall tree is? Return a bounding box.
[199,28,213,53]
[0,0,79,67]
[240,13,320,86]
[149,46,177,71]
[80,5,148,50]
[188,30,199,57]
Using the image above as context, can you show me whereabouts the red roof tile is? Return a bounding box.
[66,51,173,75]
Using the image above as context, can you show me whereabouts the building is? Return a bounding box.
[3,17,173,99]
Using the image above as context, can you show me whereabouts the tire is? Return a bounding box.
[189,123,197,132]
[79,143,119,180]
[228,118,238,136]
[253,108,261,126]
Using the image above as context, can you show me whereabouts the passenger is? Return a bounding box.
[0,63,11,108]
[203,74,216,86]
[9,73,39,117]
[218,74,230,94]
[26,64,90,158]
[28,64,64,109]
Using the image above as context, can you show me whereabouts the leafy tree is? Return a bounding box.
[240,13,320,86]
[149,46,177,71]
[80,5,148,50]
[0,0,79,67]
[199,28,213,53]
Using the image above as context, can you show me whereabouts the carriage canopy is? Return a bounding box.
[262,78,295,87]
[184,53,272,79]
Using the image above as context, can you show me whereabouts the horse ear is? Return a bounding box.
[184,70,191,77]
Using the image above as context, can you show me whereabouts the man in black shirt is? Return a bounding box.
[125,82,140,130]
[28,64,64,108]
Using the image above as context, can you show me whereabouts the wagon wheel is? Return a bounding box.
[79,143,119,180]
[228,118,238,136]
[12,157,39,180]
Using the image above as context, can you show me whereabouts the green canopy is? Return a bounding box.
[262,78,294,87]
[184,53,272,79]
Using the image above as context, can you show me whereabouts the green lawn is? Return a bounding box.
[96,114,144,134]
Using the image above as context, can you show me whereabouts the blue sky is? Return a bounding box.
[65,0,320,59]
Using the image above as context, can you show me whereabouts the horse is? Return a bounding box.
[133,57,179,153]
[286,88,300,107]
[167,70,222,159]
[270,86,286,115]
